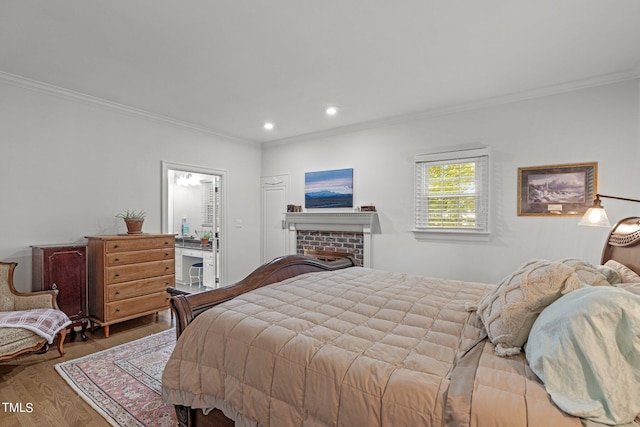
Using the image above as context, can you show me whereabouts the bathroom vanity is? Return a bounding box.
[174,238,216,288]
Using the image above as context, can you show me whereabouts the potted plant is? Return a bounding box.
[200,231,212,246]
[115,209,146,234]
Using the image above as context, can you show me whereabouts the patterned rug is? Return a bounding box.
[55,329,177,427]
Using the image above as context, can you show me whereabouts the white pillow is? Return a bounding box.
[477,259,582,356]
[560,258,611,286]
[604,259,640,283]
[617,282,640,296]
[525,286,640,425]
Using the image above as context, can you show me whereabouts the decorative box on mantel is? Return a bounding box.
[285,212,377,268]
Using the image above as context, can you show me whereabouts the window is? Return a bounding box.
[414,147,489,234]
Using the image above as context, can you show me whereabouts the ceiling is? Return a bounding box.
[1,1,640,144]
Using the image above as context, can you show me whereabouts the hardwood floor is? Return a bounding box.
[0,310,174,427]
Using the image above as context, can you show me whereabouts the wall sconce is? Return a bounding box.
[578,193,640,227]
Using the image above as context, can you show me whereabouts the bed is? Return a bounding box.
[162,217,640,427]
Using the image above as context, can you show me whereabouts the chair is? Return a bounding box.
[0,262,68,361]
[189,262,204,287]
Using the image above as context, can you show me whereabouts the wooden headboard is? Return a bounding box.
[601,216,640,275]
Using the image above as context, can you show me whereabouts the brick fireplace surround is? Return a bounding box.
[285,212,376,268]
[296,230,365,266]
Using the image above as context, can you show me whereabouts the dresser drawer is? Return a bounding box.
[182,248,210,258]
[105,292,170,321]
[106,274,174,302]
[107,248,174,266]
[106,237,174,253]
[105,260,175,284]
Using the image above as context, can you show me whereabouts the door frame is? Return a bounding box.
[161,160,227,286]
[261,174,290,263]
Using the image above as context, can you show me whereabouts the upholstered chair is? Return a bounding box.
[0,262,68,361]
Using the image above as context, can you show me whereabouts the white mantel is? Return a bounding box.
[285,212,376,267]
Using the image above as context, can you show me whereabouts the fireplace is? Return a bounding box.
[296,230,364,266]
[285,212,376,267]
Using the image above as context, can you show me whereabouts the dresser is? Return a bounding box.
[32,243,88,340]
[86,234,175,337]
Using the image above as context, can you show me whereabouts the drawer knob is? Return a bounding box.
[115,258,120,262]
[114,244,119,249]
[115,308,120,312]
[114,273,120,277]
[115,291,120,295]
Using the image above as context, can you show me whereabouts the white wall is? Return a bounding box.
[637,81,640,194]
[0,80,263,291]
[3,78,638,291]
[262,80,640,283]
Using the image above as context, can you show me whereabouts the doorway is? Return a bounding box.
[162,161,226,287]
[261,174,290,263]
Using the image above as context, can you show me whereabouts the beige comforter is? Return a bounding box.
[162,267,581,426]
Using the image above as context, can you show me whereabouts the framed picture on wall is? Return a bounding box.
[517,162,597,216]
[305,168,354,209]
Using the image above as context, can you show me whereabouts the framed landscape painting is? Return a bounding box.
[517,162,597,216]
[305,168,354,209]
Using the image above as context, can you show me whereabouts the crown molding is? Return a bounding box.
[264,69,640,147]
[2,68,638,148]
[0,71,257,146]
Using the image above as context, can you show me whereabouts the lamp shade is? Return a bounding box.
[578,206,611,227]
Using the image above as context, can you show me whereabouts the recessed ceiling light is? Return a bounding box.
[263,122,274,130]
[325,106,339,116]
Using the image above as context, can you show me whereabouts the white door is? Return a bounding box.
[261,175,289,263]
[174,247,184,284]
[203,251,215,288]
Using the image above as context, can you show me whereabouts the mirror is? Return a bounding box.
[162,161,226,288]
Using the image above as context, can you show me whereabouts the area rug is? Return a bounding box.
[55,329,177,427]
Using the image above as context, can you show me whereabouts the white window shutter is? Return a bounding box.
[414,147,489,233]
